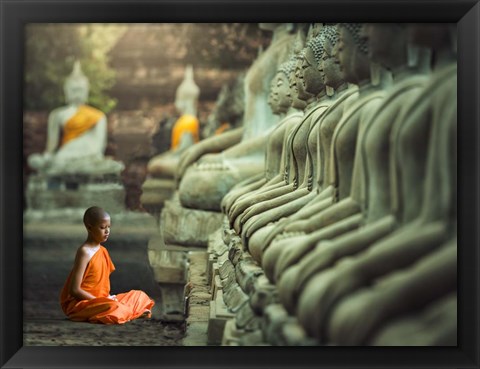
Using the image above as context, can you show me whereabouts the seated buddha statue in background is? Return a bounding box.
[28,61,124,176]
[146,65,200,180]
[177,23,296,212]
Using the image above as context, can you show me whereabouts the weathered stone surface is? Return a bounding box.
[250,275,279,315]
[207,291,235,345]
[236,302,261,331]
[235,259,264,295]
[161,197,224,247]
[223,285,249,313]
[140,177,175,214]
[221,319,242,346]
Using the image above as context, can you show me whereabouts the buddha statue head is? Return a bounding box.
[286,29,308,110]
[64,60,89,106]
[175,64,200,116]
[318,24,344,90]
[361,23,408,70]
[297,29,329,97]
[268,60,296,115]
[337,23,371,84]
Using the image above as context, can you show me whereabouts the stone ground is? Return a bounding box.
[23,214,187,346]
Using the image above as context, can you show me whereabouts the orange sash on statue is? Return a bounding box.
[171,114,199,150]
[61,105,104,147]
[60,246,154,324]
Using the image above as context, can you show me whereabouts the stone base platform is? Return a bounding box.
[25,173,126,215]
[161,195,225,247]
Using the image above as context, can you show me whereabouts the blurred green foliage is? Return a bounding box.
[24,24,127,113]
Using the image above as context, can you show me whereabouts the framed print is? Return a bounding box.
[1,0,479,368]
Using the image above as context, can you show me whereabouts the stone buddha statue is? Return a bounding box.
[261,23,391,282]
[28,61,124,176]
[275,23,432,315]
[146,65,200,180]
[177,23,296,212]
[141,65,201,214]
[293,24,456,344]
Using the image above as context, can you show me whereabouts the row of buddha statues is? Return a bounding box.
[150,22,457,345]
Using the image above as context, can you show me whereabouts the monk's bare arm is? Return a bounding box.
[68,247,97,301]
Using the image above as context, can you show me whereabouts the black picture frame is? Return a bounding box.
[1,0,478,368]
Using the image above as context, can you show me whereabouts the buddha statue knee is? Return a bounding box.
[327,238,456,345]
[178,23,296,212]
[369,292,457,346]
[27,61,124,176]
[276,23,433,312]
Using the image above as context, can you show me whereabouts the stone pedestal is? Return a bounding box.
[161,195,225,247]
[140,177,176,217]
[26,173,125,216]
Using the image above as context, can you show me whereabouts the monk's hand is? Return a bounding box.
[108,295,117,301]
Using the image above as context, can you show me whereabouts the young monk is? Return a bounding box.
[60,206,155,324]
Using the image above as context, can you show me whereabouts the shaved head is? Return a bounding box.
[83,206,110,227]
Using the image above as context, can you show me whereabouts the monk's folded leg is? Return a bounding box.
[67,297,131,324]
[116,290,155,320]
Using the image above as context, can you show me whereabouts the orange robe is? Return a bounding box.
[170,114,199,150]
[61,105,104,147]
[60,246,155,324]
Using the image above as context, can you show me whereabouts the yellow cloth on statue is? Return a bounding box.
[215,122,231,135]
[170,114,199,150]
[61,105,104,147]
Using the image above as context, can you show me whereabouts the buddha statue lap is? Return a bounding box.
[275,23,432,314]
[294,24,457,343]
[261,23,391,283]
[177,23,296,212]
[28,61,124,177]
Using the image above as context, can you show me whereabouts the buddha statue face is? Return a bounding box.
[289,67,307,110]
[64,61,89,106]
[301,46,325,95]
[319,39,344,89]
[294,56,315,102]
[337,27,356,83]
[338,24,370,84]
[268,72,292,115]
[362,23,406,66]
[276,72,293,112]
[64,78,89,106]
[175,65,200,116]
